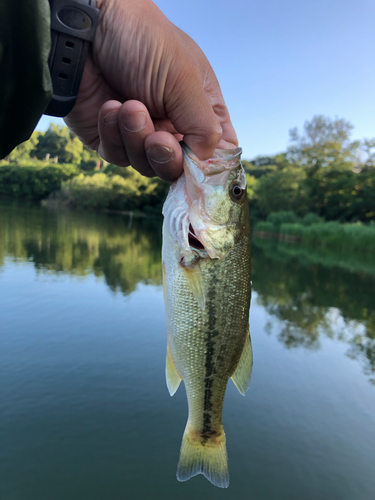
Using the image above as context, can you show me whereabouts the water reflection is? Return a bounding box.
[1,200,374,383]
[252,237,375,384]
[0,200,162,294]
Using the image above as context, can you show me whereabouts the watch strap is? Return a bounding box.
[44,0,99,117]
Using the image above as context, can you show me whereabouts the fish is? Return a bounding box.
[162,143,252,488]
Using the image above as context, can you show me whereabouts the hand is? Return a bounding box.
[64,0,238,181]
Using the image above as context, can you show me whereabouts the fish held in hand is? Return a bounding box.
[162,143,252,488]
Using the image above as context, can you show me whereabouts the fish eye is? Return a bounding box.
[230,182,245,201]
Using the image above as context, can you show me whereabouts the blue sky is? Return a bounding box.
[37,0,375,160]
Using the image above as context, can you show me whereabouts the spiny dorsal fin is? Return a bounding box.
[166,344,182,396]
[231,331,253,396]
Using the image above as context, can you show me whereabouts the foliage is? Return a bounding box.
[55,168,169,213]
[0,163,79,200]
[279,223,304,238]
[248,116,375,223]
[272,220,375,255]
[302,212,323,225]
[246,173,258,201]
[34,124,77,163]
[303,164,375,222]
[2,117,375,222]
[288,114,359,171]
[254,165,308,215]
[4,125,103,168]
[267,210,301,227]
[254,221,277,233]
[7,131,41,163]
[360,138,375,168]
[302,221,375,254]
[80,145,102,171]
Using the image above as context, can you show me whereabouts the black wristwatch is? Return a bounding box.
[44,0,100,117]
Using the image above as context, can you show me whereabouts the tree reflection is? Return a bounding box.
[252,237,375,383]
[1,200,375,383]
[0,200,162,295]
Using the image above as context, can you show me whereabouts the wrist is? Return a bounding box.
[45,0,100,117]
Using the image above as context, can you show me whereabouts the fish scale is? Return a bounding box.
[165,230,251,429]
[162,144,252,488]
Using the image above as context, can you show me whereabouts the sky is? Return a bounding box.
[37,0,375,161]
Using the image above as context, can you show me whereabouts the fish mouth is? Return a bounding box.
[181,142,243,178]
[209,146,243,162]
[188,224,205,250]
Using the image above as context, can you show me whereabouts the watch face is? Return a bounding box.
[58,7,93,32]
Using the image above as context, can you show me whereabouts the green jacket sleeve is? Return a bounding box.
[0,0,53,158]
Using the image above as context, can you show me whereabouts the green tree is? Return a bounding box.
[35,124,83,164]
[360,138,375,168]
[81,145,102,170]
[255,165,308,215]
[65,135,83,164]
[7,131,41,163]
[288,115,359,173]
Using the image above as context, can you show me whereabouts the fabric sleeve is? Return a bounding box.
[0,0,53,158]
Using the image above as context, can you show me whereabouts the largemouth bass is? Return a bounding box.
[162,143,252,488]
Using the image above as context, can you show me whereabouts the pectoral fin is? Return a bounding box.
[231,331,253,396]
[166,344,182,396]
[162,262,167,302]
[182,263,206,310]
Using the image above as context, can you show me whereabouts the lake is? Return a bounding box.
[1,200,374,500]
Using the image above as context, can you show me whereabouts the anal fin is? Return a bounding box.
[231,330,253,395]
[166,344,182,396]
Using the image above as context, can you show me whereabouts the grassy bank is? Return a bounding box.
[253,235,375,277]
[254,211,375,255]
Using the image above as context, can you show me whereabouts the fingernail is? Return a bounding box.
[103,111,118,125]
[121,112,147,132]
[146,145,174,163]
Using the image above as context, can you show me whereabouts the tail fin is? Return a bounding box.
[176,424,229,488]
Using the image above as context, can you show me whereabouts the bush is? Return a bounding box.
[256,216,375,256]
[299,221,375,254]
[302,212,323,226]
[255,221,277,233]
[302,221,344,247]
[0,163,79,200]
[267,210,301,228]
[55,169,169,213]
[279,223,304,238]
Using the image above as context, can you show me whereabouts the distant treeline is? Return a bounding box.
[244,115,375,224]
[1,115,375,221]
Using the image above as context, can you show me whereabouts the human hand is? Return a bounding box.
[64,0,238,181]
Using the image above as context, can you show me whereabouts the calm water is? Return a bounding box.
[1,200,375,500]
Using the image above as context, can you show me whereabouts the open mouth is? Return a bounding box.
[188,224,205,250]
